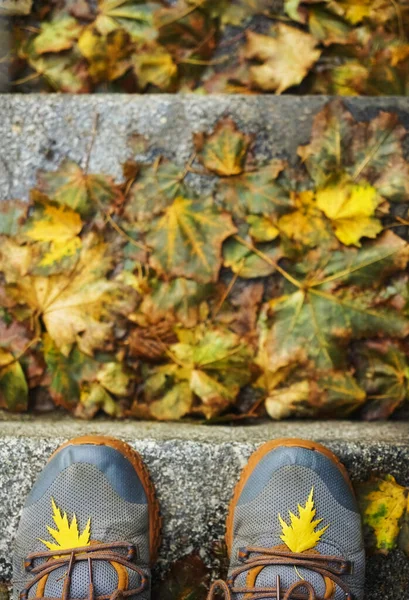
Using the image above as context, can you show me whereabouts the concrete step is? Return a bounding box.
[0,417,408,599]
[1,94,409,202]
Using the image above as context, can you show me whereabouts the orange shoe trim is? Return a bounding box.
[225,438,355,555]
[49,435,161,565]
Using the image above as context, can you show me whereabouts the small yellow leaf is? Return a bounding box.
[279,488,329,553]
[40,498,91,553]
[316,181,382,246]
[25,203,82,267]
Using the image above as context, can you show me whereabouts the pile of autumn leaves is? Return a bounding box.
[1,100,409,421]
[9,0,409,95]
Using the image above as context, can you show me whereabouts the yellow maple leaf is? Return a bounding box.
[245,25,321,94]
[316,181,382,247]
[25,202,82,267]
[40,498,91,552]
[279,488,329,553]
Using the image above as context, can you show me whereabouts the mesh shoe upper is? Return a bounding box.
[13,437,159,600]
[223,440,365,600]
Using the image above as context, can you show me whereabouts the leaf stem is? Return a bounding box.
[234,235,301,288]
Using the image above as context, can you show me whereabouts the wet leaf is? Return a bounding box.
[244,25,321,93]
[194,118,252,177]
[146,196,236,283]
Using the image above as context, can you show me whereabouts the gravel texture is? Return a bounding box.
[1,95,409,201]
[0,418,408,598]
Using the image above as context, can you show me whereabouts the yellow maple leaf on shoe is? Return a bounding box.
[40,498,91,553]
[279,487,329,553]
[316,179,382,247]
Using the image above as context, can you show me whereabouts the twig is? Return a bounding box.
[84,113,100,174]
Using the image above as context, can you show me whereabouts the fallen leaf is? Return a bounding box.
[2,234,133,356]
[145,326,253,419]
[33,16,83,55]
[219,160,289,218]
[357,475,408,553]
[278,190,333,248]
[262,232,409,371]
[96,0,160,40]
[124,160,186,222]
[133,45,177,90]
[0,349,28,411]
[37,159,122,217]
[194,118,252,177]
[245,24,321,93]
[23,200,83,270]
[78,28,132,82]
[316,179,381,246]
[146,196,236,283]
[42,334,97,409]
[355,341,409,419]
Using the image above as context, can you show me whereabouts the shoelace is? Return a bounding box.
[207,547,354,600]
[20,542,148,600]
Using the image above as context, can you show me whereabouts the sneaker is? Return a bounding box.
[209,438,365,600]
[13,436,161,600]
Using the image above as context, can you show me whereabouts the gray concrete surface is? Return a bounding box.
[0,418,408,598]
[1,95,409,201]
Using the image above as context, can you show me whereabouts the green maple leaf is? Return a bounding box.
[261,232,409,371]
[36,160,122,217]
[218,161,290,218]
[124,160,186,222]
[146,196,236,283]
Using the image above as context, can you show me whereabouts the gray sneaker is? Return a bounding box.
[209,438,365,600]
[13,436,161,600]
